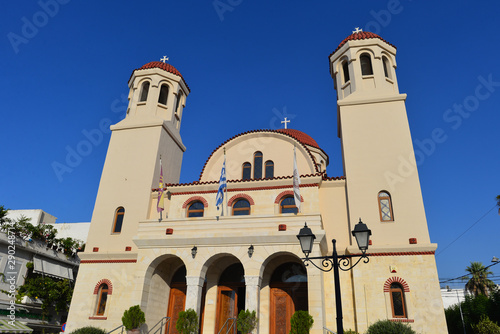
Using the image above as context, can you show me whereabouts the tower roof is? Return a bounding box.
[133,61,190,91]
[330,31,396,57]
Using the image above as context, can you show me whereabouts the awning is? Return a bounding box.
[33,256,74,280]
[0,320,33,333]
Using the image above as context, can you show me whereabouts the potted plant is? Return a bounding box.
[290,310,314,334]
[175,309,198,334]
[122,305,146,334]
[237,309,258,334]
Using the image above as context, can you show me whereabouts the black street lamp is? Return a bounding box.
[297,219,371,334]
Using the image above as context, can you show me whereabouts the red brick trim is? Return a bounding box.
[182,196,209,208]
[350,251,435,257]
[81,259,137,264]
[390,319,414,323]
[93,279,113,295]
[168,183,319,196]
[384,277,410,292]
[228,194,255,207]
[89,316,107,320]
[274,190,304,204]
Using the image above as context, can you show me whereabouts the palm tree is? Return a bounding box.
[464,262,496,297]
[496,195,500,215]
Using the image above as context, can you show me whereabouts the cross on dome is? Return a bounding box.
[160,55,169,63]
[352,27,363,34]
[281,117,290,129]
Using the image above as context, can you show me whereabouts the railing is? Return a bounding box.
[217,317,237,334]
[323,326,336,334]
[148,316,171,334]
[107,325,125,334]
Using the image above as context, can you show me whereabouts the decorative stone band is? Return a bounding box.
[274,190,304,203]
[390,319,414,323]
[349,251,435,257]
[80,259,137,264]
[182,196,209,208]
[228,193,255,207]
[88,316,107,320]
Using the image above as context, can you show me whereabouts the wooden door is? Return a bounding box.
[167,285,187,334]
[270,285,308,334]
[216,286,238,334]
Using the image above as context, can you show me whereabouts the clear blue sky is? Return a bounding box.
[1,1,499,287]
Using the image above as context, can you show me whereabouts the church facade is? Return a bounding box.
[65,31,447,333]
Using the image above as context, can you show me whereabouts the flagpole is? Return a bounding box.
[224,148,228,217]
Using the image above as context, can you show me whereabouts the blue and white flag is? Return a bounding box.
[216,156,227,212]
[293,146,301,213]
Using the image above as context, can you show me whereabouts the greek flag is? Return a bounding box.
[216,158,227,211]
[293,146,301,213]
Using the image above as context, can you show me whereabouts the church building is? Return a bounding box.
[65,30,447,333]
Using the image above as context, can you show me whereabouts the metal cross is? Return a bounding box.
[160,56,169,63]
[352,27,363,34]
[281,117,290,129]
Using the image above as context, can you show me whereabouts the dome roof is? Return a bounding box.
[275,129,320,149]
[330,31,396,56]
[133,61,190,92]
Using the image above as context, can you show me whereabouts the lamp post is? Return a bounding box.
[297,219,371,334]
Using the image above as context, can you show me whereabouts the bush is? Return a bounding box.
[290,310,314,334]
[344,330,358,334]
[122,305,146,330]
[69,327,107,334]
[472,315,500,334]
[237,309,258,334]
[176,308,199,334]
[366,320,416,334]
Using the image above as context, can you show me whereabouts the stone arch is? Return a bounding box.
[182,196,209,208]
[93,278,113,295]
[274,190,304,204]
[228,193,255,207]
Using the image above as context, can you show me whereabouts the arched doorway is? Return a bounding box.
[269,262,308,334]
[167,266,187,334]
[215,263,245,334]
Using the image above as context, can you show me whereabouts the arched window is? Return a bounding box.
[280,196,298,214]
[383,56,391,79]
[390,283,407,318]
[174,92,182,113]
[342,60,350,83]
[232,199,250,216]
[112,207,125,233]
[95,283,109,316]
[360,53,373,76]
[378,191,394,221]
[158,84,169,105]
[242,162,251,180]
[254,151,263,179]
[265,160,274,178]
[139,81,150,102]
[187,201,204,217]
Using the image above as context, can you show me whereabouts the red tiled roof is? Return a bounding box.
[133,61,190,92]
[276,129,320,149]
[330,31,396,57]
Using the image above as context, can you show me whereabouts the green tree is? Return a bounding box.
[176,309,198,334]
[366,320,416,334]
[290,310,314,334]
[472,315,500,334]
[465,262,496,297]
[237,309,258,334]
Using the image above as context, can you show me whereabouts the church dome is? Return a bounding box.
[330,31,396,56]
[137,61,184,78]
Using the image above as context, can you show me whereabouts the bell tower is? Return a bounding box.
[85,60,190,253]
[329,30,431,247]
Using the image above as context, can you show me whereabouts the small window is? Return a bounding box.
[254,151,263,179]
[378,191,394,221]
[383,56,391,79]
[280,196,298,214]
[360,54,373,76]
[174,92,183,114]
[390,283,407,318]
[112,207,125,233]
[265,160,274,178]
[242,162,251,180]
[96,284,109,316]
[139,82,150,102]
[158,84,169,105]
[187,201,204,217]
[232,199,250,216]
[342,60,350,83]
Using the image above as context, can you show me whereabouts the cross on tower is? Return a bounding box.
[352,27,363,34]
[160,56,169,63]
[281,117,290,129]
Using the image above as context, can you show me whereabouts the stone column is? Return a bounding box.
[185,276,204,315]
[245,275,262,313]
